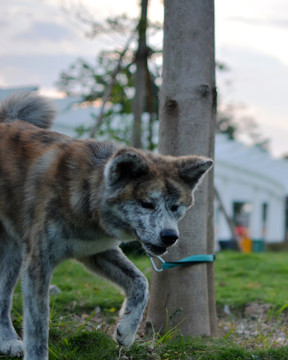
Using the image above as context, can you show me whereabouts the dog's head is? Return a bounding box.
[102,148,213,256]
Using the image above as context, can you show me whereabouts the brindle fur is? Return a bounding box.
[0,92,213,359]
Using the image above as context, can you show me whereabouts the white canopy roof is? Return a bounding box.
[215,134,288,194]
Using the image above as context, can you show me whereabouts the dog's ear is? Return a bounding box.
[178,156,213,191]
[105,149,149,186]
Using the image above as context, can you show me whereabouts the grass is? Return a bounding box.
[3,251,288,359]
[214,251,288,310]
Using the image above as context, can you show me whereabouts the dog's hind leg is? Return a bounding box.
[79,247,149,348]
[0,228,24,358]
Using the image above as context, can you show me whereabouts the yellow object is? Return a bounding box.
[241,236,252,253]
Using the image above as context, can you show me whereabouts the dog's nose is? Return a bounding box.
[160,229,179,246]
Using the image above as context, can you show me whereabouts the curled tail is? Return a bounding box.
[0,92,56,129]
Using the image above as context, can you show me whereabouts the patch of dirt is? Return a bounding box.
[59,302,288,349]
[217,303,288,349]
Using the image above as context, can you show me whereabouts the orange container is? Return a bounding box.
[241,236,252,253]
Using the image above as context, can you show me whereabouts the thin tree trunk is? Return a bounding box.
[89,29,136,139]
[146,61,155,150]
[146,0,217,336]
[214,187,240,251]
[131,0,149,148]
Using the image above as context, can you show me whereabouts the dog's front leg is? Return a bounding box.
[21,250,53,360]
[79,247,149,347]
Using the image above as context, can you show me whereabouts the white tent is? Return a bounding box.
[0,86,38,101]
[215,134,288,244]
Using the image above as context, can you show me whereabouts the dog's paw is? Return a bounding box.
[0,339,24,357]
[115,324,136,348]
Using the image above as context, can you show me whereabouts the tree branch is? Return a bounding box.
[89,29,137,139]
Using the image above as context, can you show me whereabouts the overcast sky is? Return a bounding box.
[1,0,288,157]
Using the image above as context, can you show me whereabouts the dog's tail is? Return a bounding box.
[0,92,56,129]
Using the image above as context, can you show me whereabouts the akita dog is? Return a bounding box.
[0,92,213,359]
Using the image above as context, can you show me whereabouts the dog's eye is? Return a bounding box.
[171,205,179,212]
[139,201,155,210]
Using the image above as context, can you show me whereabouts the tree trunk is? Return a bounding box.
[131,0,149,148]
[146,0,217,336]
[214,187,241,251]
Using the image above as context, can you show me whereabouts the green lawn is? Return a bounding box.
[4,251,288,359]
[215,251,288,310]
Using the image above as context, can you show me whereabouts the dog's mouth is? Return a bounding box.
[142,243,167,256]
[134,231,167,256]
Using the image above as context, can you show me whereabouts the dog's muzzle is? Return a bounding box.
[159,229,178,246]
[141,229,179,256]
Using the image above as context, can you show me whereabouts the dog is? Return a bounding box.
[0,92,213,359]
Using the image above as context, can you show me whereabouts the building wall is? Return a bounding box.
[215,161,286,243]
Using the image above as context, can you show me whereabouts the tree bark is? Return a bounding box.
[131,0,149,148]
[146,0,217,336]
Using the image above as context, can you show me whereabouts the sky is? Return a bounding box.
[1,0,288,158]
